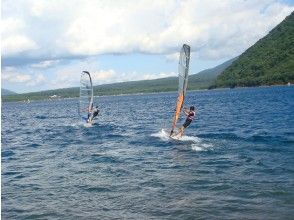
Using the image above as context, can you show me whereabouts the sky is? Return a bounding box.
[1,0,293,93]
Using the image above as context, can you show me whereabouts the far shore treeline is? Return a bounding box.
[2,12,293,102]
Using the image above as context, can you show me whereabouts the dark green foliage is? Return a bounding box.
[216,12,294,87]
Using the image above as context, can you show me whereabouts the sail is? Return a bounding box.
[79,71,93,122]
[171,44,190,134]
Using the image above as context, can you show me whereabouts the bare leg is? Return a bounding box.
[179,126,185,137]
[173,126,184,137]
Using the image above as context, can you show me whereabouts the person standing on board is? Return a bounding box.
[87,105,100,123]
[177,106,196,137]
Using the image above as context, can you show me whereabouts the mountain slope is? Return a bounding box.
[216,12,294,87]
[188,57,237,89]
[1,89,17,96]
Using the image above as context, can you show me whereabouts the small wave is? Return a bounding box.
[83,122,93,128]
[178,135,201,142]
[191,142,213,152]
[197,132,240,140]
[90,154,120,164]
[2,150,15,158]
[151,129,170,141]
[26,143,41,148]
[152,129,214,151]
[35,115,47,119]
[69,122,84,128]
[79,185,112,193]
[69,123,79,127]
[68,120,95,128]
[2,171,21,176]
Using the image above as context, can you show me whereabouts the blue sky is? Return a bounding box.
[1,0,293,93]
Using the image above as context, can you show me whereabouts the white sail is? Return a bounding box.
[79,71,93,122]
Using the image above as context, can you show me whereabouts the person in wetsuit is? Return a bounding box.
[87,105,100,123]
[177,106,196,137]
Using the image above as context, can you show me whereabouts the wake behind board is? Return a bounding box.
[83,122,93,127]
[159,129,197,144]
[162,129,182,140]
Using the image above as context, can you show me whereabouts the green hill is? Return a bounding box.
[189,57,237,89]
[216,11,294,88]
[1,89,17,96]
[1,57,235,102]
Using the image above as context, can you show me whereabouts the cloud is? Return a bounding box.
[94,69,177,84]
[51,64,176,89]
[165,53,180,62]
[91,70,116,83]
[1,18,38,56]
[60,0,293,59]
[30,60,60,68]
[2,0,293,64]
[2,67,46,86]
[1,17,24,34]
[142,72,177,80]
[2,71,32,83]
[56,69,111,86]
[26,74,46,86]
[2,35,38,56]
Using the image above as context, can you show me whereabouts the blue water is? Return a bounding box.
[2,86,294,219]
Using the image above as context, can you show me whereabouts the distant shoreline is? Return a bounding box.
[2,84,292,103]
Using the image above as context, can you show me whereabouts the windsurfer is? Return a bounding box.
[87,105,100,123]
[174,106,196,137]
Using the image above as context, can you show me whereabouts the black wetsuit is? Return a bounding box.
[92,108,99,118]
[183,111,195,128]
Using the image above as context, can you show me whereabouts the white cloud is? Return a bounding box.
[2,69,32,83]
[59,0,293,59]
[30,60,60,68]
[2,72,32,83]
[142,72,177,80]
[165,53,180,62]
[26,74,46,86]
[1,18,38,56]
[2,0,293,60]
[2,35,38,56]
[1,17,25,34]
[29,0,50,17]
[51,65,177,89]
[2,67,46,86]
[91,70,116,83]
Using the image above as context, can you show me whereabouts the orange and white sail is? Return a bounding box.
[171,44,190,135]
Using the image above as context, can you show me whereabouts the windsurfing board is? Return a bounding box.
[161,129,182,140]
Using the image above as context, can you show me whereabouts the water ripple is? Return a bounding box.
[2,86,294,219]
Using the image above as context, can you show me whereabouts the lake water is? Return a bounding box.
[2,86,294,219]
